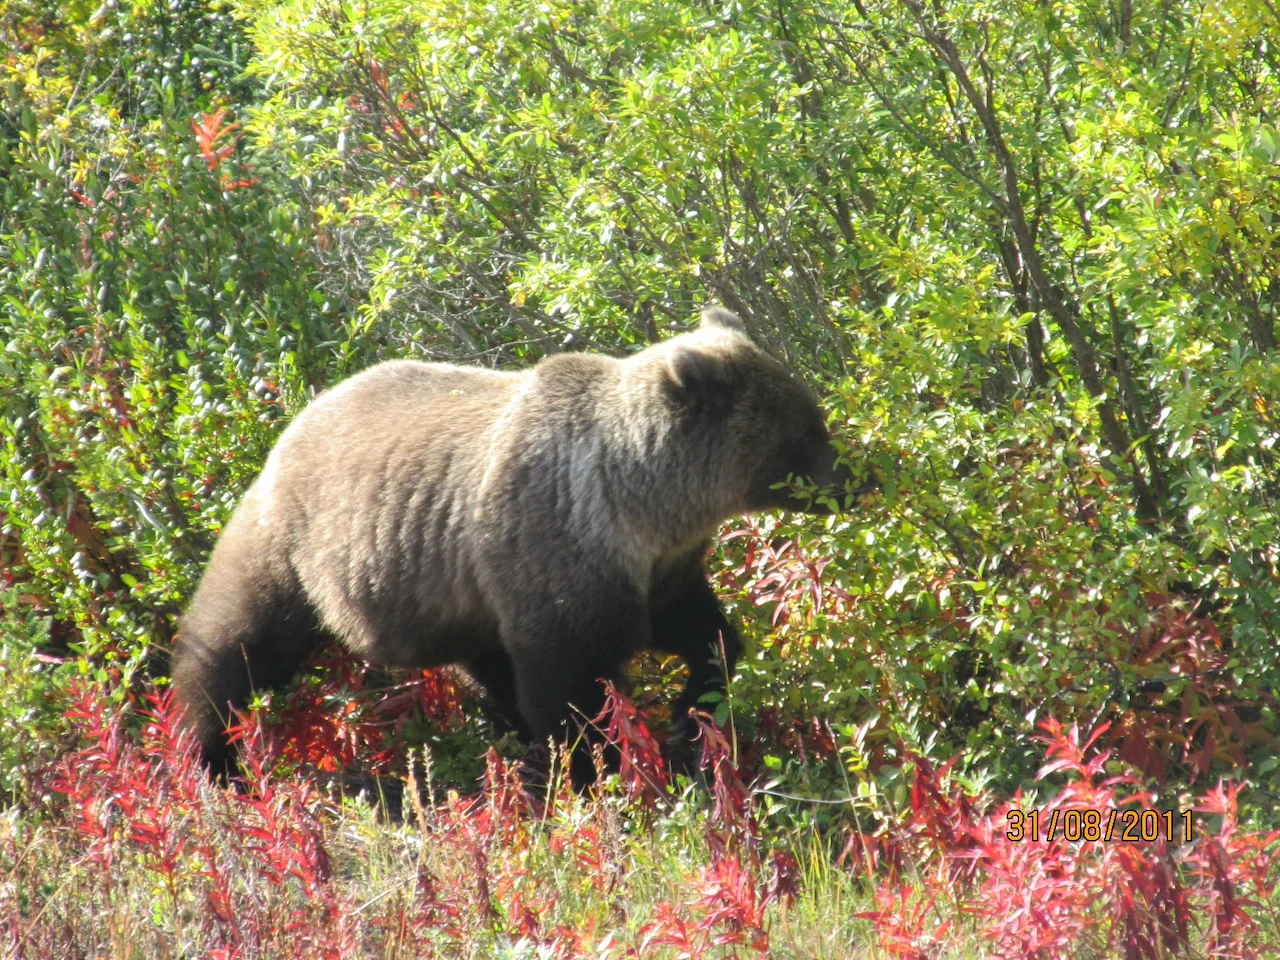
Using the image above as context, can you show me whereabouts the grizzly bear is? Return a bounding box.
[171,307,862,784]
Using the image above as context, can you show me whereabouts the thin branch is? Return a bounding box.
[900,0,1159,518]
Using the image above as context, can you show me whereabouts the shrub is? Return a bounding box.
[852,720,1280,959]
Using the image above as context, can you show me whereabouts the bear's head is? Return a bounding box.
[661,307,868,515]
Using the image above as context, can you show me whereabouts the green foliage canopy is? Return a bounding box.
[1,0,1278,795]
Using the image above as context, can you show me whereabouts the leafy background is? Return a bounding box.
[2,0,1279,956]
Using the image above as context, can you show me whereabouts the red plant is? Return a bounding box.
[764,848,801,909]
[268,643,465,775]
[720,518,855,629]
[48,686,360,957]
[191,107,259,189]
[688,853,770,952]
[638,901,717,957]
[549,821,616,896]
[691,710,758,859]
[1102,595,1276,784]
[1186,782,1280,953]
[856,884,949,960]
[634,710,794,955]
[19,676,786,958]
[754,708,840,766]
[852,719,1280,959]
[584,690,788,956]
[593,681,670,808]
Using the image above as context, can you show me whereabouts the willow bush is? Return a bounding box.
[2,0,1277,801]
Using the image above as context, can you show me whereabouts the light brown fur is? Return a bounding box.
[171,307,857,782]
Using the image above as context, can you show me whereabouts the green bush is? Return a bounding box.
[2,0,1278,806]
[0,591,78,806]
[0,0,353,686]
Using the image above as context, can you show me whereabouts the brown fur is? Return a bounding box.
[171,307,858,782]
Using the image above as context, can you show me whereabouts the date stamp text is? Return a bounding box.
[1006,808,1195,843]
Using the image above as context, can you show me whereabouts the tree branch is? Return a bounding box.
[900,0,1160,519]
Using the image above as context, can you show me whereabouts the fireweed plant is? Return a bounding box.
[0,675,1274,958]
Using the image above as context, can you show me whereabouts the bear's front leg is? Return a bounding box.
[649,573,741,739]
[463,649,532,740]
[502,592,649,789]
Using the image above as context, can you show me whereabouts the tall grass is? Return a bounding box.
[3,680,1277,959]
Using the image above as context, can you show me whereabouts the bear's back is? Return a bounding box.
[236,360,522,654]
[273,358,521,468]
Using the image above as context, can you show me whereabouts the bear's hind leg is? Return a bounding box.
[515,662,619,788]
[172,569,321,778]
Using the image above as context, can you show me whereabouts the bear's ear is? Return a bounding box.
[663,345,735,413]
[699,306,748,335]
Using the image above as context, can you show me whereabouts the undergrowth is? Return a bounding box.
[2,681,1277,959]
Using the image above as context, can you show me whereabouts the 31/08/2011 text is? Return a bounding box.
[1006,808,1195,843]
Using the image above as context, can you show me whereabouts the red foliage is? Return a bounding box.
[720,518,855,629]
[855,884,949,959]
[853,719,1280,959]
[692,710,759,858]
[33,678,1280,959]
[688,853,770,951]
[764,848,802,908]
[1187,782,1280,953]
[266,643,465,775]
[190,107,259,189]
[1103,595,1276,784]
[590,691,787,957]
[50,685,355,957]
[726,521,1273,792]
[593,681,670,808]
[754,708,840,766]
[191,107,238,171]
